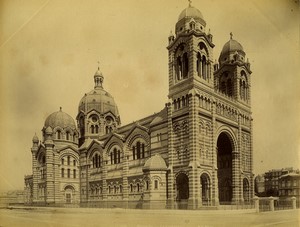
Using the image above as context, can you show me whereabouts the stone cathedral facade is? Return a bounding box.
[25,3,253,208]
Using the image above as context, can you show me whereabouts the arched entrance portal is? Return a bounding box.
[243,178,250,202]
[176,173,189,200]
[217,132,233,203]
[64,185,75,204]
[201,173,211,205]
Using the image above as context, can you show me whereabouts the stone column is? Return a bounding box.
[188,90,200,208]
[250,119,254,199]
[166,101,175,208]
[31,148,38,203]
[102,153,108,201]
[122,148,129,202]
[238,115,243,203]
[211,100,219,206]
[232,151,240,204]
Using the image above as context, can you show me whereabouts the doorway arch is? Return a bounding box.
[217,132,234,203]
[176,172,189,200]
[64,185,75,204]
[200,173,211,205]
[243,178,250,202]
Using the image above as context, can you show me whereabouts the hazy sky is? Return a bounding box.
[0,0,299,191]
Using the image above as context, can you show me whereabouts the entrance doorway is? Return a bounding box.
[200,173,211,205]
[243,178,250,202]
[64,185,75,204]
[176,173,189,200]
[217,132,233,203]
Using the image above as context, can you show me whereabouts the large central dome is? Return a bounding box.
[78,87,119,116]
[78,67,119,117]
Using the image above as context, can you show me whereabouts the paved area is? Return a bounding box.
[0,207,299,227]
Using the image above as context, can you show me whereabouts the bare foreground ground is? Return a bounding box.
[0,207,299,227]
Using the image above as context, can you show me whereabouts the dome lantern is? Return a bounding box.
[94,62,104,89]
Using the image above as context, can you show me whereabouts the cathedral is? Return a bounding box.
[24,2,253,208]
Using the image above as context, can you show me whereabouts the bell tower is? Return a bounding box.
[214,33,252,106]
[166,2,216,208]
[167,1,215,100]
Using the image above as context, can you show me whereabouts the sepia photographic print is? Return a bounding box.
[0,0,299,226]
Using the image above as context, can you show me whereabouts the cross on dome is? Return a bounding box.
[230,32,233,39]
[97,60,100,70]
[188,0,192,7]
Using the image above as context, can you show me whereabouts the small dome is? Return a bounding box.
[178,5,204,21]
[45,126,53,134]
[32,134,39,143]
[94,68,103,77]
[143,154,167,171]
[220,38,244,57]
[44,108,76,129]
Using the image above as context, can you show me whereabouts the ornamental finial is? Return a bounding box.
[188,0,192,7]
[230,32,233,39]
[97,60,100,70]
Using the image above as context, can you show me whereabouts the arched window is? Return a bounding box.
[227,79,232,96]
[133,142,145,160]
[154,180,158,190]
[182,53,189,79]
[73,160,76,166]
[66,132,70,140]
[67,169,70,178]
[114,148,117,164]
[61,158,64,165]
[67,156,70,165]
[57,130,61,139]
[146,181,149,190]
[141,143,145,158]
[136,142,141,159]
[61,168,64,178]
[114,186,117,194]
[174,99,177,110]
[177,98,181,109]
[130,184,133,193]
[133,146,136,160]
[243,81,246,100]
[176,57,182,80]
[111,149,121,164]
[202,56,207,79]
[197,53,201,77]
[182,96,186,107]
[95,125,99,133]
[137,183,140,192]
[91,125,95,134]
[73,169,76,178]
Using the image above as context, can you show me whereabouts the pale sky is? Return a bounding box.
[0,0,299,191]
